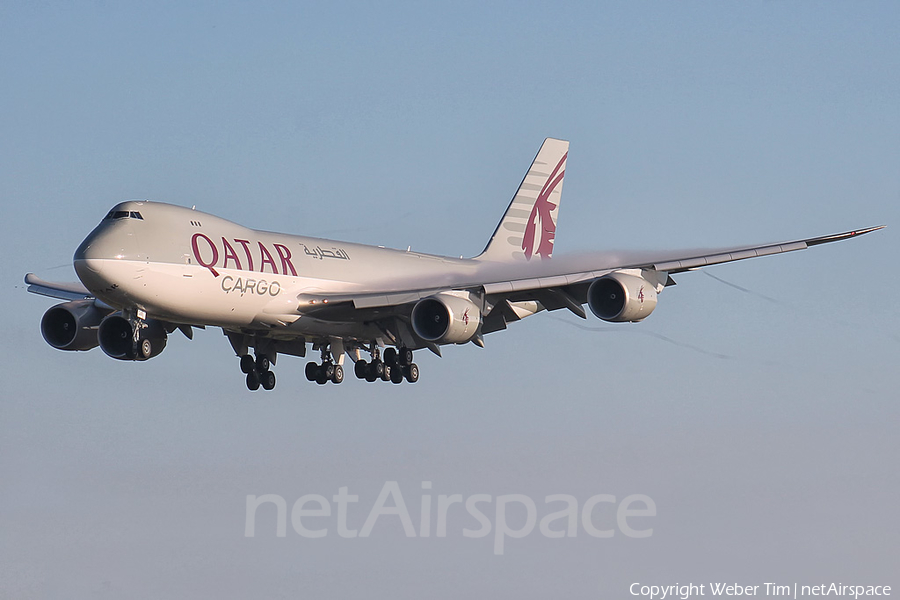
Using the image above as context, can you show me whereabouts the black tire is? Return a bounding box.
[372,359,384,378]
[240,354,255,374]
[140,338,153,359]
[256,355,270,372]
[332,364,344,384]
[381,364,392,382]
[390,367,404,384]
[383,347,397,366]
[315,366,328,384]
[399,347,413,367]
[246,370,260,391]
[305,362,319,381]
[365,364,378,382]
[354,360,368,379]
[405,363,419,383]
[262,370,276,390]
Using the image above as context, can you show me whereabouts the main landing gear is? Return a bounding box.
[241,353,276,391]
[236,342,419,389]
[305,344,344,385]
[354,346,418,384]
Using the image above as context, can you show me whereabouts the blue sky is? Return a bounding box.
[2,2,898,598]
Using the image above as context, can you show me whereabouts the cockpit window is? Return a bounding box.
[104,210,143,220]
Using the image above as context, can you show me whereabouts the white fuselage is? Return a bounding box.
[74,201,478,338]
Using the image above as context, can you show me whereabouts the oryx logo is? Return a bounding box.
[462,308,470,327]
[522,152,567,260]
[638,286,645,304]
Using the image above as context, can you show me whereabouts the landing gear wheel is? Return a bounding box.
[331,364,344,384]
[316,367,329,385]
[390,367,404,384]
[256,355,270,372]
[365,362,378,382]
[140,338,153,359]
[354,360,367,379]
[246,370,261,391]
[381,364,392,382]
[261,370,276,390]
[399,347,413,367]
[305,362,319,381]
[405,363,419,383]
[383,347,397,366]
[371,360,384,378]
[240,355,255,374]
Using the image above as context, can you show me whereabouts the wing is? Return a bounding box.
[643,226,883,274]
[475,225,885,332]
[484,225,885,293]
[25,273,94,301]
[290,226,884,333]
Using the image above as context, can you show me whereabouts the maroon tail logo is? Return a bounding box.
[522,152,567,260]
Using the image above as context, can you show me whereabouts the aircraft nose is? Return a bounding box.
[72,207,144,292]
[74,235,106,274]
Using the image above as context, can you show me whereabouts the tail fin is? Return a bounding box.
[476,138,569,262]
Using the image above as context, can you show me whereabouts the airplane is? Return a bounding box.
[25,138,883,391]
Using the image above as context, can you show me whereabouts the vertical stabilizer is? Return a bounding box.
[476,138,569,262]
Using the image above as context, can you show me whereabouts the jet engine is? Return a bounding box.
[411,293,481,344]
[40,299,111,351]
[587,272,658,322]
[98,313,168,360]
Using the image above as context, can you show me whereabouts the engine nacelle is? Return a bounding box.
[98,313,168,360]
[40,300,110,351]
[411,293,482,344]
[587,272,658,322]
